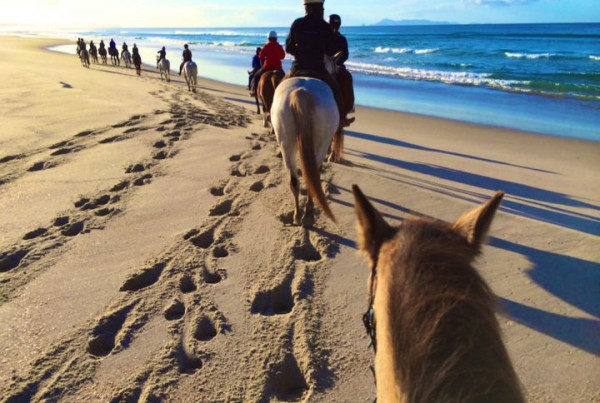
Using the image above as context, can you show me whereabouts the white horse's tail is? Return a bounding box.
[290,88,336,222]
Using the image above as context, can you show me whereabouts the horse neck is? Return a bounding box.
[373,256,406,403]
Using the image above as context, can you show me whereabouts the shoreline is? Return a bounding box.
[40,31,600,142]
[1,35,599,402]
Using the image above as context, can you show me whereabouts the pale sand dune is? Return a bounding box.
[0,36,598,402]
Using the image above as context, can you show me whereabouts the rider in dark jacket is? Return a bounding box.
[157,46,166,61]
[330,14,354,125]
[121,42,128,58]
[179,44,192,75]
[284,0,349,126]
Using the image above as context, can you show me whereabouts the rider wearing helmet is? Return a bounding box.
[249,31,285,97]
[329,14,355,125]
[179,44,192,75]
[248,47,262,90]
[285,0,349,126]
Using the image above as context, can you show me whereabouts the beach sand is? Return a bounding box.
[0,36,598,402]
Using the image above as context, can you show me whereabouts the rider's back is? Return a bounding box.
[286,14,334,73]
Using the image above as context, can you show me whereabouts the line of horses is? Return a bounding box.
[76,42,197,90]
[73,39,523,401]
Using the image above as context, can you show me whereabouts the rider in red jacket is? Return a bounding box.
[249,31,285,96]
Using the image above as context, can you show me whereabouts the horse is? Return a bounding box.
[121,50,132,69]
[89,46,98,64]
[255,70,285,128]
[352,186,525,403]
[99,47,107,64]
[109,47,119,66]
[132,52,142,76]
[157,56,171,82]
[79,48,90,68]
[270,77,339,227]
[183,61,198,92]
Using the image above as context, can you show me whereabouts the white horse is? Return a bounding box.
[79,48,90,68]
[121,50,132,68]
[271,77,339,227]
[183,61,197,92]
[158,57,171,82]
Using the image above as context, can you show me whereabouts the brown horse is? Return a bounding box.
[255,70,284,128]
[352,186,524,403]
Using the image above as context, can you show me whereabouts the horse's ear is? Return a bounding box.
[352,185,396,264]
[451,192,504,249]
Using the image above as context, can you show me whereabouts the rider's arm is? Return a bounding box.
[285,21,298,56]
[339,35,349,65]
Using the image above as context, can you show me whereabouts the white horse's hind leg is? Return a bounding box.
[290,175,301,225]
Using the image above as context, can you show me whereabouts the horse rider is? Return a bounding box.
[284,0,350,127]
[179,44,192,75]
[249,31,285,97]
[79,39,87,52]
[157,46,167,66]
[329,14,355,125]
[132,44,142,73]
[248,47,262,90]
[99,40,106,51]
[89,40,97,55]
[121,42,129,58]
[109,38,116,50]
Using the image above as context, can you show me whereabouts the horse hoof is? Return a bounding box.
[301,215,315,228]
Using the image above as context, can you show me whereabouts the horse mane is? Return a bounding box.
[381,219,524,403]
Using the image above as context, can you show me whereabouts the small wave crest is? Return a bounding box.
[590,55,600,61]
[374,46,439,55]
[505,52,554,59]
[346,61,522,90]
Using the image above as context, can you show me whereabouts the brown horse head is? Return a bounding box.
[352,185,524,403]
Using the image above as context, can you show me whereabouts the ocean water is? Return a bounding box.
[37,23,600,141]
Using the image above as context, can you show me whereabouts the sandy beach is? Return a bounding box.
[0,36,598,402]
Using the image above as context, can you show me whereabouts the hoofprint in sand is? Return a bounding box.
[0,36,598,402]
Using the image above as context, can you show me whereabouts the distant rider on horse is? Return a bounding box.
[157,46,167,61]
[284,0,350,127]
[329,14,355,126]
[132,44,142,74]
[179,44,192,75]
[248,47,262,90]
[109,38,116,50]
[249,31,285,97]
[121,42,129,58]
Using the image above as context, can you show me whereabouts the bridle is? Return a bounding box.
[363,259,378,353]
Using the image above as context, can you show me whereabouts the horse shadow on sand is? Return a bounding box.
[330,136,600,355]
[346,139,600,236]
[490,237,600,355]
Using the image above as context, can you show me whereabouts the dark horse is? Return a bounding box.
[98,47,107,64]
[255,70,284,128]
[89,46,98,64]
[352,186,525,403]
[108,47,119,66]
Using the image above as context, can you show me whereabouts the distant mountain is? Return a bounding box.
[374,19,455,26]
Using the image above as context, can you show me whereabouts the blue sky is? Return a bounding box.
[1,0,599,28]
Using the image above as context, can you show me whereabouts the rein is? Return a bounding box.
[363,259,379,401]
[363,260,378,353]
